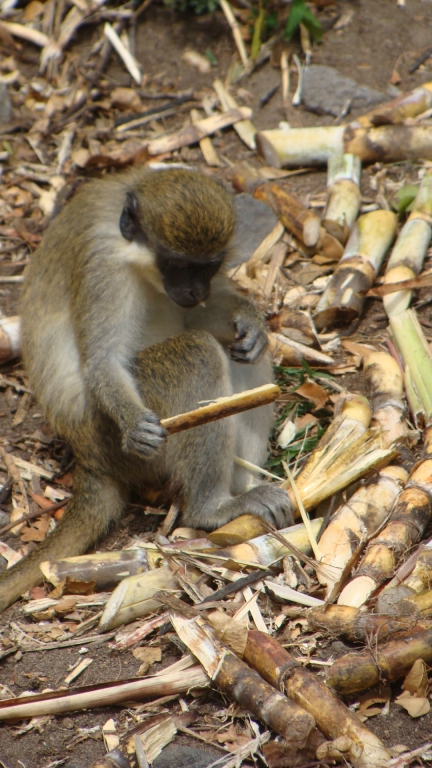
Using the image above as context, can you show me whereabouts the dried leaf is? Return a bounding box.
[296,381,328,409]
[395,691,430,718]
[132,646,162,675]
[403,659,429,697]
[20,516,50,542]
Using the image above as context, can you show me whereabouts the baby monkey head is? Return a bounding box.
[119,168,235,307]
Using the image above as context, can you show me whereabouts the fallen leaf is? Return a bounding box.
[296,381,328,409]
[403,658,429,697]
[396,691,430,718]
[133,646,162,675]
[20,516,50,542]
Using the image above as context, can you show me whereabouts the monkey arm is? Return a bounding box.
[185,274,268,363]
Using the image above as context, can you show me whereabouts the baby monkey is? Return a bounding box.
[0,167,292,611]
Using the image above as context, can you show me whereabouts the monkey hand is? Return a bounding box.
[122,410,167,458]
[230,314,268,364]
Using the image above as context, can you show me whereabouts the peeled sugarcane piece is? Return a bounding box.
[268,308,321,349]
[99,566,181,631]
[389,309,432,426]
[308,604,419,642]
[171,612,315,746]
[231,164,321,247]
[268,332,333,366]
[244,630,390,768]
[40,549,150,590]
[364,351,412,447]
[384,173,432,317]
[327,625,432,696]
[355,81,432,126]
[323,154,361,244]
[161,383,280,434]
[337,455,432,607]
[0,315,20,363]
[213,78,256,150]
[208,513,270,546]
[256,124,432,168]
[281,395,397,517]
[403,542,432,593]
[313,210,397,331]
[217,518,324,567]
[317,466,408,595]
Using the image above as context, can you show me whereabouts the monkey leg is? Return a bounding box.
[0,467,127,612]
[138,332,293,530]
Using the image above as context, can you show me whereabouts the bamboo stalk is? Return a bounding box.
[317,465,408,595]
[337,456,432,608]
[389,309,432,426]
[160,383,280,434]
[244,630,391,768]
[171,612,315,745]
[256,124,432,168]
[313,210,397,331]
[0,661,208,720]
[355,81,432,126]
[327,626,432,695]
[383,173,432,316]
[147,108,252,156]
[323,154,361,244]
[231,164,321,247]
[213,79,256,150]
[40,549,150,591]
[0,315,20,363]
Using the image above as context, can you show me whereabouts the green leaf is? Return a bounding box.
[284,0,323,42]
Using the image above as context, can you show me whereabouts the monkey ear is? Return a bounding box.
[120,192,143,242]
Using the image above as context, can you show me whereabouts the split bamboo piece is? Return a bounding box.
[216,518,323,568]
[231,164,321,247]
[389,309,432,426]
[268,333,333,366]
[0,315,20,363]
[383,173,432,317]
[323,154,361,244]
[190,109,221,167]
[355,81,432,126]
[40,549,150,591]
[317,465,408,595]
[213,79,256,150]
[171,612,315,746]
[280,394,396,518]
[244,630,390,767]
[337,452,432,607]
[308,604,420,643]
[160,383,280,434]
[327,626,432,695]
[364,350,412,447]
[0,658,208,720]
[99,566,180,631]
[256,124,432,168]
[313,210,397,331]
[147,107,252,156]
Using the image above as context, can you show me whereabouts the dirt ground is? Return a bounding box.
[2,0,432,766]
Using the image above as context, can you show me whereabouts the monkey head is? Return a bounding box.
[119,169,235,307]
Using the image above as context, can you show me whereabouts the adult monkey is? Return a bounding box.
[0,168,292,611]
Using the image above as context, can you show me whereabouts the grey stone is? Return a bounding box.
[229,193,278,266]
[0,510,10,528]
[0,83,11,126]
[154,744,224,768]
[302,64,385,118]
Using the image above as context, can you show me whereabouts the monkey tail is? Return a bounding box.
[0,466,127,613]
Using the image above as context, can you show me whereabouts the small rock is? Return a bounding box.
[0,510,10,527]
[302,65,385,117]
[154,744,223,768]
[230,193,278,266]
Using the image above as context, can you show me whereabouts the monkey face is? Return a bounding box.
[156,250,224,307]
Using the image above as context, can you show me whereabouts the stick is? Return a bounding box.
[104,22,142,84]
[160,383,280,435]
[219,0,249,68]
[147,107,252,156]
[213,79,256,150]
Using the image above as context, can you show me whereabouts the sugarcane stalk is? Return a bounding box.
[40,548,150,590]
[243,630,390,767]
[256,124,432,168]
[389,309,432,426]
[161,383,280,434]
[337,454,432,608]
[317,465,408,595]
[384,173,432,316]
[364,350,413,447]
[323,154,361,244]
[313,210,397,331]
[327,626,432,695]
[355,81,432,126]
[216,518,324,568]
[208,513,270,546]
[231,164,321,247]
[308,604,419,642]
[99,566,181,631]
[170,612,315,746]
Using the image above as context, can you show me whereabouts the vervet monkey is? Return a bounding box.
[0,168,291,611]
